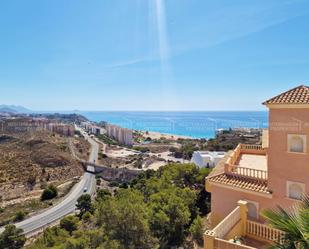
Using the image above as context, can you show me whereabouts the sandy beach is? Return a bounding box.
[141,131,193,140]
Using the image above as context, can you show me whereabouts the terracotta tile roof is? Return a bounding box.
[263,85,309,105]
[208,173,271,194]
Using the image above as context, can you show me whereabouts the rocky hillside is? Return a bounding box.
[0,131,84,202]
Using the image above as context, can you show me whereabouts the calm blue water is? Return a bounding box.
[80,111,268,139]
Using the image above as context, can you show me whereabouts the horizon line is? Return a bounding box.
[31,109,268,113]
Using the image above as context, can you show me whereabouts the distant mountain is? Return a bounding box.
[0,105,32,113]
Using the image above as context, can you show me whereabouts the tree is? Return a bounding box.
[157,163,200,188]
[262,195,309,249]
[65,238,86,249]
[100,240,122,249]
[0,225,26,249]
[76,194,93,218]
[95,189,111,202]
[82,211,92,222]
[148,189,192,247]
[96,189,157,249]
[41,185,58,201]
[83,230,104,249]
[60,216,79,235]
[196,188,211,216]
[189,215,203,244]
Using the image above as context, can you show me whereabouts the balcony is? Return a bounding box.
[204,201,285,249]
[224,144,268,181]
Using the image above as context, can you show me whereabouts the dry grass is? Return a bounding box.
[0,131,84,202]
[71,137,91,161]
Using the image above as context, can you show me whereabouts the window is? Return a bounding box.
[287,181,305,200]
[245,200,259,220]
[288,134,306,153]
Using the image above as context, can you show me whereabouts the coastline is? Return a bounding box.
[140,130,194,140]
[81,111,268,139]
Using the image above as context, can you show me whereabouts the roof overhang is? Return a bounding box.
[264,103,309,109]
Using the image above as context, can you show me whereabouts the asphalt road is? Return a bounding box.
[0,131,98,235]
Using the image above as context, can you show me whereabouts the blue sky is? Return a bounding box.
[0,0,309,111]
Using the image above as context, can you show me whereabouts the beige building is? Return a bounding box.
[204,85,309,249]
[0,117,74,137]
[47,123,75,136]
[80,121,104,135]
[0,118,49,132]
[105,124,133,146]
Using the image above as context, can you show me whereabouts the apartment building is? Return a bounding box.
[204,85,309,249]
[105,124,133,146]
[47,123,75,136]
[80,121,104,135]
[0,117,74,136]
[0,117,49,132]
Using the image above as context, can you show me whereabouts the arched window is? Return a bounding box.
[288,135,306,153]
[247,202,258,220]
[288,183,304,200]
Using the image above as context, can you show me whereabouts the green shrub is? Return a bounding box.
[41,185,58,201]
[82,211,92,222]
[189,215,203,244]
[76,194,93,218]
[96,179,101,185]
[133,146,150,153]
[65,238,86,249]
[14,211,26,222]
[60,216,79,235]
[96,189,111,202]
[26,175,36,187]
[169,147,178,153]
[0,225,26,249]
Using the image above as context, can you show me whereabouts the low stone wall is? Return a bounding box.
[81,160,140,182]
[95,166,140,182]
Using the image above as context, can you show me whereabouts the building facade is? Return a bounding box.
[204,85,309,249]
[105,124,133,146]
[191,151,226,168]
[80,121,104,135]
[47,123,75,136]
[0,117,74,136]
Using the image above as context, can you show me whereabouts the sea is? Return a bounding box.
[79,111,268,139]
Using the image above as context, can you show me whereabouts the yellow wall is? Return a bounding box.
[224,220,243,241]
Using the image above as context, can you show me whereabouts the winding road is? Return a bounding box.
[0,130,98,236]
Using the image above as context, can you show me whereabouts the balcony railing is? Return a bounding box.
[226,144,242,165]
[225,165,268,181]
[224,144,268,181]
[212,206,241,239]
[246,220,285,244]
[204,201,285,249]
[240,144,265,152]
[214,238,255,249]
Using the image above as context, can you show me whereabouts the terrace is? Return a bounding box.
[204,201,285,249]
[224,144,268,181]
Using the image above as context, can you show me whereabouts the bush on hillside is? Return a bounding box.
[41,185,58,201]
[13,211,27,222]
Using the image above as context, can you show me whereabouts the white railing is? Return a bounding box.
[213,206,241,239]
[226,144,266,166]
[240,144,264,151]
[246,220,285,244]
[224,144,268,181]
[225,165,268,181]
